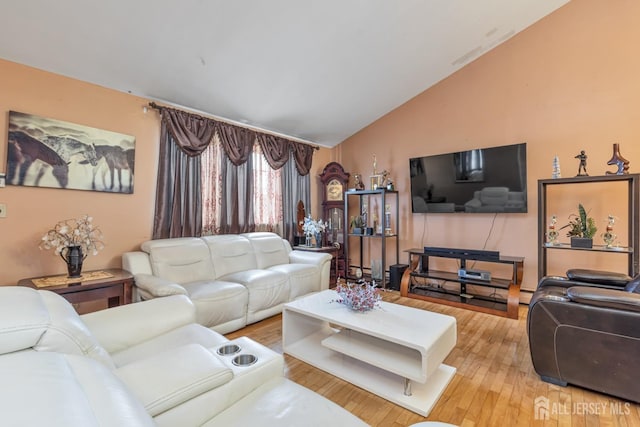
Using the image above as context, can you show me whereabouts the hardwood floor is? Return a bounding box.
[225,291,640,426]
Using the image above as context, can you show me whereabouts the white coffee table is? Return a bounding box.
[283,290,457,416]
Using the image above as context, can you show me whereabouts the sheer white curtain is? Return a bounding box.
[201,137,282,235]
[201,135,224,235]
[252,144,283,233]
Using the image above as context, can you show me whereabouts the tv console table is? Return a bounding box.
[400,248,523,319]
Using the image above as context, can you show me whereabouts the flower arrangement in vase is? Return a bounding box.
[300,215,327,247]
[39,214,104,277]
[334,280,381,312]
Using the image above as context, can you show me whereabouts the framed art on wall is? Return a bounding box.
[6,111,136,193]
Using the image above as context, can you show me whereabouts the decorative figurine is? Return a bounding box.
[602,215,617,248]
[552,155,561,179]
[386,179,394,191]
[606,143,630,175]
[546,214,559,246]
[384,204,392,235]
[575,150,588,176]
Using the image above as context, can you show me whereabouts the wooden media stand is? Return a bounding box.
[400,248,523,319]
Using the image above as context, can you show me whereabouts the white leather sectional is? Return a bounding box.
[123,232,332,333]
[0,287,367,426]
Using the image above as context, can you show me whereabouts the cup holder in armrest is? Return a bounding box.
[216,344,241,356]
[232,354,257,366]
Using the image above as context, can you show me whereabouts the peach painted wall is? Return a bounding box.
[336,0,640,294]
[0,59,331,285]
[0,59,160,284]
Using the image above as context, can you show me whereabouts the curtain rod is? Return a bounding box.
[147,101,320,150]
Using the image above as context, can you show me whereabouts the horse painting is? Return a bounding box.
[7,111,135,193]
[92,144,134,193]
[7,131,69,188]
[43,136,98,167]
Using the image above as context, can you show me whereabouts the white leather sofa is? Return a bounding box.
[0,286,367,427]
[122,232,332,333]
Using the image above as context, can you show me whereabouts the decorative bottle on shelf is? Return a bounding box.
[552,155,561,179]
[602,215,617,248]
[546,215,559,246]
[384,204,392,235]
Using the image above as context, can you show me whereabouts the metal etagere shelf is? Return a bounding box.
[343,189,399,289]
[538,174,640,280]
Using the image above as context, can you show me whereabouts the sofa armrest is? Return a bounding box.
[123,251,153,275]
[567,286,640,312]
[80,295,196,354]
[288,250,332,266]
[134,274,188,298]
[115,344,233,417]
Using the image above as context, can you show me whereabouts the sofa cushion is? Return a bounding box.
[242,232,290,269]
[0,287,49,355]
[145,238,217,284]
[221,269,289,315]
[0,351,155,427]
[110,323,229,367]
[34,291,115,369]
[203,234,258,277]
[116,343,233,417]
[203,377,368,427]
[181,280,248,328]
[269,263,320,300]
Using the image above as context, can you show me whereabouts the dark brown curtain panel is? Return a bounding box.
[151,103,316,239]
[152,108,216,238]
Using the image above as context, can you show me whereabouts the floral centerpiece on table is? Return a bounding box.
[301,215,327,237]
[300,215,327,246]
[39,214,105,256]
[334,280,382,312]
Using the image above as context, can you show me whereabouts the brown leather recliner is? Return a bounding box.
[528,269,640,402]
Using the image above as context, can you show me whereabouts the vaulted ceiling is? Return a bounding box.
[0,0,569,147]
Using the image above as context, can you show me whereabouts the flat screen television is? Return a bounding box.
[409,142,527,213]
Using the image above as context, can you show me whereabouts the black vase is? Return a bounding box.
[60,245,86,278]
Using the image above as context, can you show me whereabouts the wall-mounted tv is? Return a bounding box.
[409,142,527,213]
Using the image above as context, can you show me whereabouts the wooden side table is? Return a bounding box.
[294,245,340,286]
[17,268,134,314]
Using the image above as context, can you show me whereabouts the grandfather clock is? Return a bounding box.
[319,162,350,279]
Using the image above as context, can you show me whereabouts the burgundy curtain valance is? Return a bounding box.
[290,141,314,175]
[160,108,217,156]
[256,134,289,170]
[152,103,317,176]
[217,123,255,166]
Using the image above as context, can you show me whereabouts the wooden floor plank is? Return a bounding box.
[225,291,640,426]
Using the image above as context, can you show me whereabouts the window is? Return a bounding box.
[201,137,282,235]
[252,144,283,231]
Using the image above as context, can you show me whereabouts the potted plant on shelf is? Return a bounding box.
[349,215,364,235]
[561,204,597,248]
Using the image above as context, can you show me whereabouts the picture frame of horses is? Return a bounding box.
[6,111,135,194]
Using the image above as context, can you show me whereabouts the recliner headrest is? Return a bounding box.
[0,287,49,354]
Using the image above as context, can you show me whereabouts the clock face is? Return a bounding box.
[326,179,344,201]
